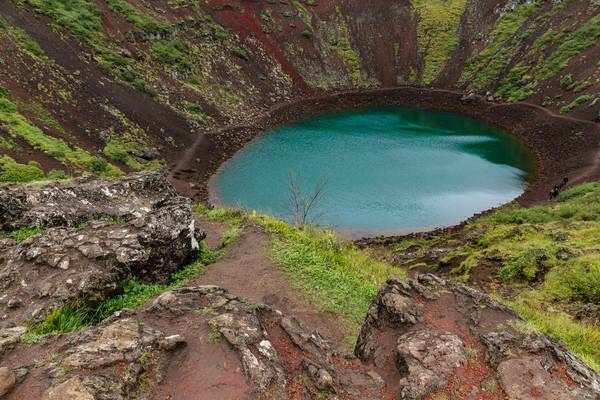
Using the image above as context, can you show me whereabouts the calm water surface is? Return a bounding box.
[212,107,533,237]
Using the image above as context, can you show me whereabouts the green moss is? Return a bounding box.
[26,0,156,98]
[329,8,363,86]
[182,100,205,122]
[497,12,600,100]
[47,169,69,180]
[560,95,595,114]
[0,18,45,58]
[412,0,468,84]
[150,40,192,72]
[1,226,45,242]
[0,91,121,177]
[291,0,313,28]
[106,0,171,34]
[544,256,600,304]
[0,155,45,183]
[185,79,242,112]
[0,134,17,150]
[537,14,600,82]
[461,2,538,91]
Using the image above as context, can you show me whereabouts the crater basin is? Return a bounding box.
[211,107,534,237]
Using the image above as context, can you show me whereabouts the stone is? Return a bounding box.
[43,377,95,400]
[0,366,16,397]
[0,174,204,328]
[159,334,186,350]
[498,356,597,399]
[396,328,466,400]
[0,326,27,354]
[366,370,385,387]
[305,362,335,392]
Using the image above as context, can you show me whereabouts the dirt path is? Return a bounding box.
[190,222,347,344]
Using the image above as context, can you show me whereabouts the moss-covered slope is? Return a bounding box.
[0,0,598,182]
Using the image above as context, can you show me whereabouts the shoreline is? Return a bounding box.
[169,86,600,238]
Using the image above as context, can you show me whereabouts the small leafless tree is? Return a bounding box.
[287,172,327,228]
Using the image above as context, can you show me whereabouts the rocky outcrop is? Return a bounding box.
[0,172,176,231]
[1,173,598,399]
[396,328,466,399]
[355,276,600,400]
[0,173,204,328]
[2,286,388,399]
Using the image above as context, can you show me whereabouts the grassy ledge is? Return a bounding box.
[23,243,222,340]
[391,182,600,373]
[193,205,401,344]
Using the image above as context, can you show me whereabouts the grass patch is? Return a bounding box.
[150,40,192,72]
[27,0,157,98]
[461,1,538,91]
[536,14,600,82]
[0,90,121,177]
[496,12,600,100]
[194,205,401,342]
[412,0,468,84]
[0,226,45,242]
[106,0,171,34]
[509,295,600,373]
[30,303,97,335]
[0,155,45,183]
[27,243,221,335]
[0,18,45,58]
[560,95,595,114]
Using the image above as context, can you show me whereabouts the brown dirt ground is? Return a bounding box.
[190,220,347,344]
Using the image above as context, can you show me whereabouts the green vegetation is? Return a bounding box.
[0,226,45,242]
[96,244,220,320]
[461,1,538,91]
[106,0,171,34]
[194,205,401,341]
[103,138,163,171]
[510,298,600,372]
[28,243,221,336]
[412,0,468,84]
[0,156,69,184]
[0,156,44,183]
[0,88,121,177]
[0,17,45,58]
[27,0,157,97]
[537,14,600,82]
[560,95,595,114]
[30,303,97,335]
[0,135,17,150]
[182,100,205,122]
[496,12,600,101]
[151,40,192,72]
[325,7,364,87]
[392,182,600,372]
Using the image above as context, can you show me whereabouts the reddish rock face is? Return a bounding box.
[0,0,598,194]
[354,276,600,399]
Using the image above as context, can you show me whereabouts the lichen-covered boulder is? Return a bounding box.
[0,174,204,328]
[0,172,176,230]
[396,328,466,399]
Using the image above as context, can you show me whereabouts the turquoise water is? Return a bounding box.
[212,107,533,237]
